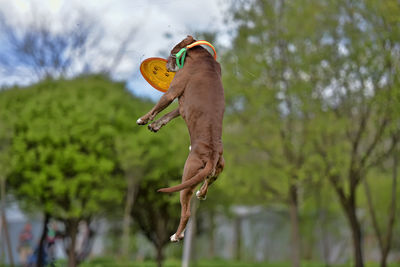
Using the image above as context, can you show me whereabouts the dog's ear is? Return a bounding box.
[183,35,196,46]
[171,35,197,54]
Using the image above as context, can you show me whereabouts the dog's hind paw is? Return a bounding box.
[148,123,161,132]
[196,190,207,200]
[170,233,184,242]
[170,234,179,242]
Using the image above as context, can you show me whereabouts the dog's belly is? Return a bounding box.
[179,102,224,159]
[178,78,224,119]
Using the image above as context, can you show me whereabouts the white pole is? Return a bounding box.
[182,198,198,267]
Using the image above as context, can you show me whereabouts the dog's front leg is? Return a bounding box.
[136,92,176,125]
[148,108,180,132]
[137,73,186,126]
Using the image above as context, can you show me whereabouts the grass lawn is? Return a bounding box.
[2,259,397,267]
[73,258,400,267]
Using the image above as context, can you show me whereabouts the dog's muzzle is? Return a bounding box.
[167,55,179,72]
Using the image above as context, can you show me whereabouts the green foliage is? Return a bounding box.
[220,0,399,264]
[220,0,331,206]
[0,0,399,264]
[0,74,208,264]
[221,0,399,204]
[0,75,150,220]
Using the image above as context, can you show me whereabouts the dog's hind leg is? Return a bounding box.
[171,185,196,242]
[170,153,205,242]
[148,108,180,132]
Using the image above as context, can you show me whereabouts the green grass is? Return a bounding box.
[2,256,398,267]
[2,260,399,267]
[75,258,400,267]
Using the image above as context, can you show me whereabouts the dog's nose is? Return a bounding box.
[166,62,179,73]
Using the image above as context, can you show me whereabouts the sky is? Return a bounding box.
[0,0,231,100]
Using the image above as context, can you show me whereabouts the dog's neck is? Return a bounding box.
[186,46,214,61]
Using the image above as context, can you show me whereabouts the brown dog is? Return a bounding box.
[136,36,225,242]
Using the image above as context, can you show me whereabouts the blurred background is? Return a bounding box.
[0,0,399,267]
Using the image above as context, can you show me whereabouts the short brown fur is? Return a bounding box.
[137,36,225,242]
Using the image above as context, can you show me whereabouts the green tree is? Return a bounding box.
[0,76,148,266]
[221,1,327,265]
[222,1,400,266]
[309,1,400,266]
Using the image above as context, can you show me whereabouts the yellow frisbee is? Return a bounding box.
[140,57,175,93]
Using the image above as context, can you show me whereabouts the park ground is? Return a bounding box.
[62,258,400,267]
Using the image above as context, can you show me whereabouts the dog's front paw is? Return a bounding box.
[136,117,148,125]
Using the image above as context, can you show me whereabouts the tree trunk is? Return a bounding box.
[1,213,14,267]
[288,184,300,267]
[380,249,389,267]
[155,245,163,267]
[349,209,363,267]
[315,179,330,266]
[342,197,364,267]
[233,216,242,261]
[121,176,136,258]
[66,220,79,267]
[208,210,215,259]
[37,213,50,267]
[380,151,398,267]
[330,173,364,267]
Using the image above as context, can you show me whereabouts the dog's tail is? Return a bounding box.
[157,158,214,193]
